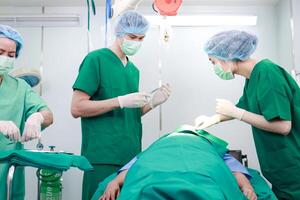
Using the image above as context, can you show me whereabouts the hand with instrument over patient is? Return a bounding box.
[216,98,245,120]
[194,98,246,130]
[194,113,233,130]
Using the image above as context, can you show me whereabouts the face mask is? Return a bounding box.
[121,38,142,56]
[213,63,235,80]
[0,55,14,75]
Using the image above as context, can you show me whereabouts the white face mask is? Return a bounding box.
[0,55,15,75]
[121,38,142,56]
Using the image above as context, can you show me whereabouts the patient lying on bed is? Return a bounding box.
[94,126,276,200]
[100,154,256,200]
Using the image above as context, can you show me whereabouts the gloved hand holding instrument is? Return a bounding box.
[118,92,151,108]
[148,84,171,109]
[0,120,21,142]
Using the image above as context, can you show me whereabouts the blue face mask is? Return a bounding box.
[121,38,142,56]
[213,63,235,80]
[0,55,14,75]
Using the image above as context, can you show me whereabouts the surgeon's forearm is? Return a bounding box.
[241,111,291,135]
[71,90,121,118]
[71,98,120,118]
[39,109,53,128]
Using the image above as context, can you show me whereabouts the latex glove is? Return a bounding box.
[0,121,21,141]
[216,99,245,120]
[99,179,121,200]
[149,84,171,109]
[241,187,257,200]
[118,92,151,108]
[194,115,221,130]
[21,112,44,142]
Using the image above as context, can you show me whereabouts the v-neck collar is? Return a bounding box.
[105,48,129,68]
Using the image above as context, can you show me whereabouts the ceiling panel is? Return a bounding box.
[0,0,280,7]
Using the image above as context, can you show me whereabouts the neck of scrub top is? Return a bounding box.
[0,75,3,85]
[234,58,257,79]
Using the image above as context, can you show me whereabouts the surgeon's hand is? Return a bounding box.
[194,114,233,130]
[216,99,245,120]
[194,115,221,130]
[149,84,171,109]
[118,92,151,108]
[0,121,21,142]
[21,112,44,142]
[99,179,121,200]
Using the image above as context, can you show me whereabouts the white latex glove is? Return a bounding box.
[216,99,245,120]
[21,112,44,142]
[118,92,151,108]
[0,121,21,141]
[194,115,221,130]
[149,84,171,109]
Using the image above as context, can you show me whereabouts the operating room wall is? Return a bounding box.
[292,0,300,72]
[276,0,293,70]
[0,4,282,199]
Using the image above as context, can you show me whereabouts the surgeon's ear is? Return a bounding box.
[210,57,220,65]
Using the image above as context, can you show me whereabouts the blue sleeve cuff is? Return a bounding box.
[223,153,252,179]
[118,156,138,173]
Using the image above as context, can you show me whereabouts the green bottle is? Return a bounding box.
[37,146,62,200]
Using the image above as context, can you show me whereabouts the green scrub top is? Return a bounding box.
[237,59,300,199]
[0,74,49,200]
[73,48,142,165]
[0,74,48,149]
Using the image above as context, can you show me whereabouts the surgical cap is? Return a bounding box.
[204,30,258,61]
[114,10,150,38]
[0,25,23,57]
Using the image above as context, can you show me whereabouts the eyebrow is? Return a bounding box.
[128,34,145,39]
[0,48,16,53]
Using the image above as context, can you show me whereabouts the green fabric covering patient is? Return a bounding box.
[92,126,277,200]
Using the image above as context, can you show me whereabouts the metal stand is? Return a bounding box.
[37,169,41,200]
[6,165,15,200]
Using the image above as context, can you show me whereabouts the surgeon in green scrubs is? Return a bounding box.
[71,11,171,200]
[0,25,53,200]
[195,30,300,200]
